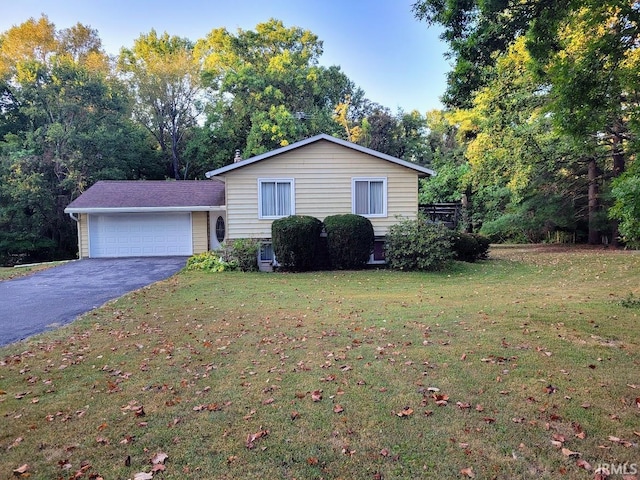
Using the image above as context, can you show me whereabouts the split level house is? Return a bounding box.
[65,134,435,269]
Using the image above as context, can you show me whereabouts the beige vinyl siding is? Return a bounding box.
[223,140,420,239]
[78,213,89,259]
[191,211,209,253]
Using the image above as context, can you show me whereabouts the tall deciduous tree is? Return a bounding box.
[413,0,639,244]
[119,30,202,179]
[0,16,158,263]
[195,19,361,157]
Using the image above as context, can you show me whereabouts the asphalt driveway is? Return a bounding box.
[0,257,187,347]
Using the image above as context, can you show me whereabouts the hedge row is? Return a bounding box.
[188,215,490,273]
[272,214,374,272]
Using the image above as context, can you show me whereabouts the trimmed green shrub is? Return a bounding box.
[451,232,479,262]
[272,215,323,271]
[323,214,374,270]
[186,251,237,272]
[385,216,453,271]
[219,239,260,272]
[451,232,489,262]
[471,233,491,260]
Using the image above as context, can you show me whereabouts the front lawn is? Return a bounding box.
[0,262,63,281]
[1,246,639,479]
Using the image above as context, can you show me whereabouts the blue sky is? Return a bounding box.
[0,0,450,113]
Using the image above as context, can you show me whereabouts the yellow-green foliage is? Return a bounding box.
[186,251,236,272]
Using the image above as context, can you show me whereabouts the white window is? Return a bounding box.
[258,178,295,219]
[259,242,274,262]
[352,177,387,217]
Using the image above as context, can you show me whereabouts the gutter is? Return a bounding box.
[64,206,226,214]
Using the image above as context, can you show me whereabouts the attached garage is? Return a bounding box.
[88,212,193,257]
[65,181,226,259]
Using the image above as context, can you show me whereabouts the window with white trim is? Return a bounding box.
[259,242,274,263]
[352,177,387,217]
[258,178,294,218]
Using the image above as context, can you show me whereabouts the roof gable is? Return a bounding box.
[65,180,225,213]
[205,134,435,178]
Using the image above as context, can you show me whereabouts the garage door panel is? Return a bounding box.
[89,213,192,257]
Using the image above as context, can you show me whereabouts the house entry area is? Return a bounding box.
[88,212,193,257]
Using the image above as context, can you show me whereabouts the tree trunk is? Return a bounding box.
[588,157,600,245]
[610,125,625,246]
[171,119,180,180]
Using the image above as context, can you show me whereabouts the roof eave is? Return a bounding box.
[64,206,226,214]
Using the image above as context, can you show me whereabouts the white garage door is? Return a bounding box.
[89,213,193,257]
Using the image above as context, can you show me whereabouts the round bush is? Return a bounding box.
[470,233,491,260]
[272,215,323,271]
[323,214,374,270]
[451,232,491,262]
[451,232,479,262]
[385,217,453,271]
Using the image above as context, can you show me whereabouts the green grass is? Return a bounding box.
[1,246,639,479]
[0,262,64,281]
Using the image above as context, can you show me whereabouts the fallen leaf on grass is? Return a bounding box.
[12,464,29,476]
[576,459,592,470]
[341,445,356,456]
[311,390,323,402]
[608,436,634,447]
[396,407,414,417]
[552,433,566,443]
[460,466,475,478]
[306,457,319,465]
[73,463,91,477]
[151,452,168,465]
[561,447,580,458]
[246,429,269,449]
[133,473,153,480]
[333,404,344,414]
[8,437,23,449]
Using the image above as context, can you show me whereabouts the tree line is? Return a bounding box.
[413,0,639,246]
[1,3,639,264]
[0,16,432,264]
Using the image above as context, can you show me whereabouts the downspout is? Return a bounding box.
[67,212,81,259]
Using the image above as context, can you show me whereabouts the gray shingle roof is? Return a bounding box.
[65,180,225,212]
